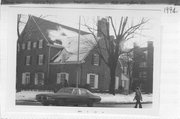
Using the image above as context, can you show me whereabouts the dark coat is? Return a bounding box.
[134,89,142,101]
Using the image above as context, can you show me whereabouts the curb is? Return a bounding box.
[16,100,152,105]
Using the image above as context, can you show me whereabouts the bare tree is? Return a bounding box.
[84,16,148,95]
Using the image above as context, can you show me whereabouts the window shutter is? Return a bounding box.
[57,73,61,84]
[34,73,38,85]
[66,73,69,81]
[94,74,99,88]
[42,55,45,64]
[30,56,32,65]
[115,77,119,89]
[87,74,90,84]
[22,73,25,84]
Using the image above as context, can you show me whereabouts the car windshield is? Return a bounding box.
[57,88,73,94]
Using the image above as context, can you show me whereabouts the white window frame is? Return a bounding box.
[57,72,69,84]
[27,41,31,50]
[87,73,98,89]
[38,54,44,65]
[38,39,43,48]
[92,54,99,66]
[34,72,45,85]
[33,42,37,48]
[22,72,30,85]
[25,56,31,65]
[22,43,25,50]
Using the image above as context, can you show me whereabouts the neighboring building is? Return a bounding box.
[131,41,153,93]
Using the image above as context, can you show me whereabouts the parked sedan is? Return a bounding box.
[36,87,101,107]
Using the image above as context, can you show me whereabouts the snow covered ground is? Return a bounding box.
[16,90,152,104]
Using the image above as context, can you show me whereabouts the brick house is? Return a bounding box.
[16,15,89,91]
[131,41,153,93]
[16,16,127,92]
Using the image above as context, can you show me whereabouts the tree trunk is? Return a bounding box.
[109,64,117,95]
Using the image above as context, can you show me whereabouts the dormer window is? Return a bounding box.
[38,39,43,48]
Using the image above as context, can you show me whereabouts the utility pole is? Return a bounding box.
[76,16,81,88]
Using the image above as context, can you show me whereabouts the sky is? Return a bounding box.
[19,14,159,49]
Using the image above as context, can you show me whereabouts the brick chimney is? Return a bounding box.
[97,18,109,37]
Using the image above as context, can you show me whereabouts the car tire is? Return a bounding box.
[42,101,49,106]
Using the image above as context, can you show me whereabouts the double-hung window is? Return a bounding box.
[87,73,98,89]
[34,72,45,85]
[92,54,100,66]
[38,54,44,65]
[57,72,69,84]
[27,41,31,50]
[25,56,31,65]
[38,39,43,48]
[22,72,30,85]
[22,43,25,50]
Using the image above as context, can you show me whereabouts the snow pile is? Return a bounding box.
[16,90,54,101]
[95,93,152,103]
[16,91,152,103]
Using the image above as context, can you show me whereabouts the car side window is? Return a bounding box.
[72,89,79,95]
[80,89,88,95]
[63,88,73,94]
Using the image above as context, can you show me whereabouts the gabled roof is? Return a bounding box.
[50,34,98,64]
[21,15,90,44]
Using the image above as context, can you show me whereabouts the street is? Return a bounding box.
[16,100,152,108]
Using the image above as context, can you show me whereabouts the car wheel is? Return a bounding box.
[87,101,93,107]
[42,101,49,106]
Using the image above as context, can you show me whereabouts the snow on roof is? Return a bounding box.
[30,16,89,44]
[52,34,98,64]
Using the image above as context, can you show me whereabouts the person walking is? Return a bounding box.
[133,87,142,108]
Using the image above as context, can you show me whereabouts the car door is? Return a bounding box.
[78,89,89,104]
[71,88,80,104]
